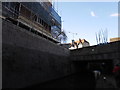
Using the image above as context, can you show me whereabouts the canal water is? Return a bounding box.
[27,71,96,89]
[25,60,115,89]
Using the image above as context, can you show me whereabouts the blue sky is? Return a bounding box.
[54,2,118,45]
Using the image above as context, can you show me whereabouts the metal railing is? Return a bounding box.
[2,2,60,43]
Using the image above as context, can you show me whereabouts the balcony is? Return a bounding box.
[50,8,61,24]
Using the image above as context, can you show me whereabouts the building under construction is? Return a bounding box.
[2,1,61,43]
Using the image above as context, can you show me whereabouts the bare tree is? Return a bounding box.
[51,27,67,43]
[96,32,98,44]
[57,30,67,43]
[96,29,108,45]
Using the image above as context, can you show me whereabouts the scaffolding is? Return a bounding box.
[2,2,61,43]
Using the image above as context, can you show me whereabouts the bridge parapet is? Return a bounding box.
[70,41,120,61]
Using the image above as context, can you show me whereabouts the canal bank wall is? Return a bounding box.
[2,19,120,89]
[2,20,74,88]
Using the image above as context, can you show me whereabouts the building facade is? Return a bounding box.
[1,1,61,43]
[60,39,90,50]
[69,39,90,50]
[110,37,120,42]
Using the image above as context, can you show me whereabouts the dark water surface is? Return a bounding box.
[27,71,96,89]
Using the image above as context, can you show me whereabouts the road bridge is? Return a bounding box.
[70,41,120,74]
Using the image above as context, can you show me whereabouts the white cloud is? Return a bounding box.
[110,13,120,17]
[91,11,96,17]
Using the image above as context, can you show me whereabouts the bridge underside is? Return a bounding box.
[72,59,114,74]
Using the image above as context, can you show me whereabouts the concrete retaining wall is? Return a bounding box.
[2,20,72,88]
[71,42,120,56]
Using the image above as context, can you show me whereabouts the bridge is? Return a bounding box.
[70,41,120,74]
